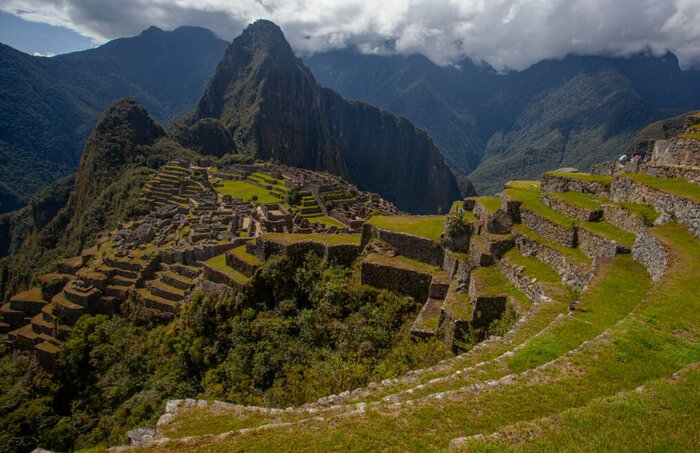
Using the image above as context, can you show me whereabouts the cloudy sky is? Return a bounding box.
[1,0,700,70]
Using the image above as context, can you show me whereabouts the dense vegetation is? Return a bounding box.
[0,252,451,451]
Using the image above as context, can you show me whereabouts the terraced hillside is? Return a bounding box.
[124,148,699,450]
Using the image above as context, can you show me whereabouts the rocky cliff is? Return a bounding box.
[185,20,459,214]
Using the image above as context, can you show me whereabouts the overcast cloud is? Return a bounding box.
[2,0,700,70]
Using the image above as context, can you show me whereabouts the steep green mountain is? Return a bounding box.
[307,51,700,194]
[0,26,227,212]
[0,98,198,299]
[180,20,460,214]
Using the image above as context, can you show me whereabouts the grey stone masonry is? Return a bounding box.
[541,172,610,198]
[632,230,668,282]
[520,208,577,248]
[602,204,649,234]
[360,256,434,303]
[361,223,444,266]
[577,227,625,259]
[541,192,603,222]
[611,175,700,238]
[513,229,594,290]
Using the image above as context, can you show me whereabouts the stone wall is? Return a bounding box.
[602,204,648,234]
[520,209,577,247]
[360,261,433,303]
[632,230,668,282]
[641,163,700,185]
[611,176,700,238]
[651,138,700,167]
[513,231,594,290]
[541,193,603,222]
[361,224,444,265]
[498,258,546,304]
[577,228,620,259]
[541,173,610,197]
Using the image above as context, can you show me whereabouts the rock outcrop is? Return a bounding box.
[184,20,459,214]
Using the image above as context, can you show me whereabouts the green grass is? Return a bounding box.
[367,215,445,242]
[615,201,660,223]
[229,246,263,266]
[204,254,250,284]
[443,280,472,320]
[364,253,445,277]
[579,221,636,247]
[262,233,361,246]
[505,180,541,190]
[215,180,280,203]
[545,171,613,187]
[305,215,347,229]
[502,248,575,305]
[477,197,502,213]
[143,224,700,452]
[504,185,576,227]
[466,364,700,452]
[471,265,530,310]
[622,173,700,203]
[549,191,608,210]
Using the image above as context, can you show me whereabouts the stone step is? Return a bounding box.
[0,322,9,334]
[468,265,512,329]
[1,302,27,328]
[439,279,472,352]
[410,297,444,338]
[135,288,180,314]
[96,265,139,279]
[578,221,635,259]
[109,274,138,287]
[63,285,100,306]
[51,293,87,325]
[76,267,109,288]
[158,271,193,290]
[9,287,47,315]
[41,304,55,323]
[541,191,606,222]
[541,171,612,197]
[512,224,594,291]
[35,341,60,370]
[37,273,73,300]
[146,280,185,302]
[56,256,84,275]
[104,256,145,272]
[361,253,446,304]
[104,285,129,299]
[8,324,40,351]
[170,263,201,279]
[31,313,54,336]
[226,246,263,278]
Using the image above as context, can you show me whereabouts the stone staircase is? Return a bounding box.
[142,164,206,209]
[135,263,201,315]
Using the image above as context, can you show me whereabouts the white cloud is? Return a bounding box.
[1,0,699,70]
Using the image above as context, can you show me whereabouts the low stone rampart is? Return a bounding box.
[611,176,700,238]
[541,193,603,222]
[541,173,610,197]
[632,230,668,282]
[520,209,577,247]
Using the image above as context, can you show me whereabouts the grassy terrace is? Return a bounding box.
[471,265,530,310]
[580,221,636,247]
[476,196,501,213]
[545,171,613,187]
[204,254,250,285]
[261,233,361,246]
[367,215,445,242]
[549,190,608,210]
[215,180,280,203]
[503,184,576,227]
[512,224,592,267]
[622,172,700,203]
[364,253,445,277]
[229,246,263,266]
[443,280,472,320]
[468,364,700,451]
[502,248,575,304]
[147,223,700,451]
[306,214,347,229]
[616,201,660,223]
